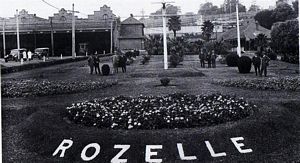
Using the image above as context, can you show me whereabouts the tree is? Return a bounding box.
[271,20,299,63]
[201,20,214,42]
[198,2,220,15]
[168,16,181,37]
[292,0,298,17]
[248,5,260,12]
[222,0,246,13]
[255,34,268,53]
[144,35,163,55]
[272,2,296,22]
[254,10,274,29]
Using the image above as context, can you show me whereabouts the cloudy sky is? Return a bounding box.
[0,0,277,19]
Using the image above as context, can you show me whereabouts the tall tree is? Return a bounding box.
[254,10,274,29]
[292,0,298,17]
[248,5,260,12]
[168,16,181,37]
[222,0,246,13]
[272,2,296,22]
[198,2,220,15]
[255,33,268,51]
[201,20,214,42]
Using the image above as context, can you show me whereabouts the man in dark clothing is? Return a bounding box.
[260,54,270,77]
[207,52,212,68]
[211,50,216,68]
[252,54,261,76]
[94,55,101,74]
[87,54,95,74]
[199,49,205,68]
[120,54,127,73]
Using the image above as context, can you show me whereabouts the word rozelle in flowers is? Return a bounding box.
[66,93,256,129]
[53,137,253,162]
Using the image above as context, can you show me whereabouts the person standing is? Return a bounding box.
[87,54,95,75]
[207,51,212,68]
[252,53,261,76]
[94,53,101,74]
[120,53,127,73]
[199,49,205,68]
[27,50,32,61]
[23,51,27,61]
[112,51,119,74]
[211,50,216,68]
[260,53,270,77]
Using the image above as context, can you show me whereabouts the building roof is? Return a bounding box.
[219,21,271,41]
[121,15,144,25]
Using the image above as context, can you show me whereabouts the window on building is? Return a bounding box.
[103,14,108,20]
[60,16,66,21]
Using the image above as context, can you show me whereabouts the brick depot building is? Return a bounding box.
[0,5,145,58]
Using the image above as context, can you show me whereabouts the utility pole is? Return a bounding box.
[2,18,6,56]
[162,2,168,69]
[16,9,20,60]
[110,20,113,54]
[72,3,75,59]
[50,17,54,57]
[236,1,241,57]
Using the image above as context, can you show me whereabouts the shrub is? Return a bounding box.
[226,53,239,67]
[160,78,170,86]
[267,53,277,60]
[101,64,110,76]
[237,56,252,73]
[169,53,180,68]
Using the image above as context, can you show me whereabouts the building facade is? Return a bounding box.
[0,5,120,58]
[118,15,145,50]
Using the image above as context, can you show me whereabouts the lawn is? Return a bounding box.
[2,55,300,162]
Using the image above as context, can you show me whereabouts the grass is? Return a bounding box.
[2,55,300,162]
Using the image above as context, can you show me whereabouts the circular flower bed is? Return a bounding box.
[214,77,299,91]
[66,93,256,130]
[1,79,118,98]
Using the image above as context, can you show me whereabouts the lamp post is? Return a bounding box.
[162,2,168,70]
[2,18,6,57]
[236,1,241,57]
[72,3,75,59]
[16,9,21,60]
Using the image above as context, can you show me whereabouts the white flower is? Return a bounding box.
[128,125,133,129]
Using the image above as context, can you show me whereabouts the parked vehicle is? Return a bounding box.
[33,48,49,59]
[4,48,27,62]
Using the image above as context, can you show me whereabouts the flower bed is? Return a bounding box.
[1,79,118,98]
[66,93,256,130]
[214,77,299,91]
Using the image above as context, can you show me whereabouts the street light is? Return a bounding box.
[236,1,241,57]
[2,18,6,57]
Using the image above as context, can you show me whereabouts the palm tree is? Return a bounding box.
[201,20,214,42]
[168,16,181,38]
[255,33,268,53]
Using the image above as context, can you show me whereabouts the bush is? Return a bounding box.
[226,53,239,67]
[101,64,110,76]
[267,52,277,60]
[169,53,180,68]
[160,78,170,86]
[237,56,252,73]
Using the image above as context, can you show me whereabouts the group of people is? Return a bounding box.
[252,53,271,77]
[199,48,217,68]
[87,52,101,75]
[87,50,128,75]
[112,50,127,74]
[20,50,33,61]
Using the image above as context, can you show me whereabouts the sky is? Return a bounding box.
[0,0,278,20]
